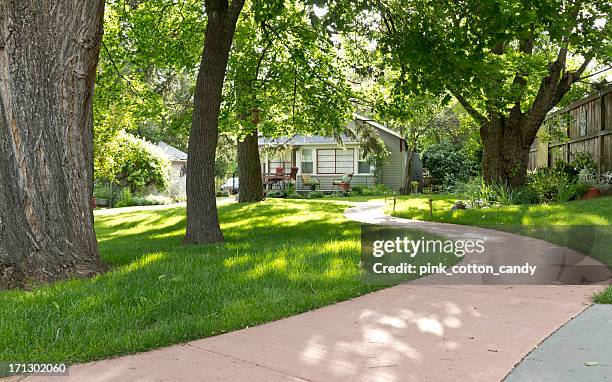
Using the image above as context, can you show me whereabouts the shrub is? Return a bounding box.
[552,159,578,181]
[93,183,112,199]
[306,191,324,199]
[114,188,133,208]
[526,169,560,203]
[570,151,597,175]
[422,142,479,187]
[351,185,366,195]
[355,184,392,196]
[514,187,539,205]
[455,177,496,208]
[95,132,169,194]
[267,191,287,198]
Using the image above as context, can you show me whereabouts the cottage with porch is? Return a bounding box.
[258,114,420,192]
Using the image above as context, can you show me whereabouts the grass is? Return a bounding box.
[387,194,612,303]
[0,199,453,364]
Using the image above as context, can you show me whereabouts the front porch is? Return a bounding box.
[260,142,377,193]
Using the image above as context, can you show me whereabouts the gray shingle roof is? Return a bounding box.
[257,115,401,146]
[151,141,188,161]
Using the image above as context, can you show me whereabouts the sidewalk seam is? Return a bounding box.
[185,344,315,382]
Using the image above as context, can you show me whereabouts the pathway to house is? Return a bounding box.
[12,201,609,382]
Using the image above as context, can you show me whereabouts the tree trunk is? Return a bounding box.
[480,118,531,187]
[400,146,415,195]
[0,1,106,289]
[238,131,264,203]
[183,0,244,245]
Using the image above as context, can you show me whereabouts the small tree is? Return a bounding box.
[95,132,169,193]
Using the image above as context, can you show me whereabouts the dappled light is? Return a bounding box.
[0,199,401,363]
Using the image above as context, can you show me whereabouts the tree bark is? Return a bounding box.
[183,0,245,244]
[0,1,106,289]
[480,117,532,187]
[400,146,415,195]
[238,130,264,202]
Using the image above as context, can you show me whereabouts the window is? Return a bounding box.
[301,149,313,173]
[317,148,354,174]
[358,149,372,174]
[579,109,587,136]
[269,156,292,172]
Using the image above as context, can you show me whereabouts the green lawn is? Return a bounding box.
[0,199,450,364]
[388,194,612,303]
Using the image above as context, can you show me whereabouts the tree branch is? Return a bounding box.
[450,89,489,127]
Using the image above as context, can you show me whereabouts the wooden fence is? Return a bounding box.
[529,85,612,175]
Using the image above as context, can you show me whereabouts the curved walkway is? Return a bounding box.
[345,201,611,285]
[10,201,608,382]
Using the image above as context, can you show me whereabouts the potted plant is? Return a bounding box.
[578,169,601,199]
[410,180,420,194]
[340,173,352,192]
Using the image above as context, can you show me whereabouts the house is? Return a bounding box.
[147,141,188,198]
[258,114,421,192]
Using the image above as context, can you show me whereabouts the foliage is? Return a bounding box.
[422,141,479,186]
[351,184,392,196]
[556,180,577,203]
[454,177,496,208]
[552,159,578,181]
[114,188,133,208]
[95,132,169,193]
[94,0,206,153]
[570,151,598,176]
[221,1,353,142]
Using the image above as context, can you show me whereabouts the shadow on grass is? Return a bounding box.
[0,200,396,364]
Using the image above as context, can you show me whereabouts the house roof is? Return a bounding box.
[148,141,188,161]
[258,114,401,146]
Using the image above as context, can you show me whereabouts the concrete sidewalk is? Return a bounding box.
[11,201,608,382]
[12,285,601,382]
[506,304,612,381]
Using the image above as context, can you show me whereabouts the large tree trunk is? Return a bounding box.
[237,131,264,203]
[183,0,244,245]
[0,1,106,289]
[480,114,537,187]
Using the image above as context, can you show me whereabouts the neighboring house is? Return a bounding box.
[258,114,421,191]
[146,141,188,198]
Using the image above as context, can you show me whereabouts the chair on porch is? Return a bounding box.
[300,173,319,190]
[289,167,298,181]
[333,173,353,192]
[271,167,285,190]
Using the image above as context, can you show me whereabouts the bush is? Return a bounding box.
[552,159,578,181]
[422,142,479,187]
[114,188,133,208]
[570,151,597,175]
[351,184,392,196]
[216,190,229,197]
[93,183,112,199]
[514,187,539,205]
[526,169,561,203]
[455,177,496,208]
[95,132,169,194]
[267,191,287,198]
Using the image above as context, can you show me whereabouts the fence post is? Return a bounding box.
[428,198,433,221]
